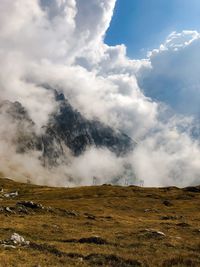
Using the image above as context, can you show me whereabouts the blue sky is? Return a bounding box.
[105,0,200,58]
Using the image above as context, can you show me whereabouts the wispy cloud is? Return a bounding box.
[0,0,200,187]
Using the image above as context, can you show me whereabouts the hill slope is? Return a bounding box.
[0,178,200,266]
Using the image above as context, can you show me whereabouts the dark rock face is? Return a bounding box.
[48,91,135,157]
[0,100,41,153]
[0,91,135,167]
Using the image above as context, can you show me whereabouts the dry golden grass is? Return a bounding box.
[0,178,200,266]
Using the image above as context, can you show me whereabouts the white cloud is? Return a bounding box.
[68,147,126,186]
[0,1,200,187]
[138,31,200,116]
[132,120,200,187]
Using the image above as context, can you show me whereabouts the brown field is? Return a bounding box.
[0,178,200,266]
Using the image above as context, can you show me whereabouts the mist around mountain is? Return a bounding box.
[0,89,137,186]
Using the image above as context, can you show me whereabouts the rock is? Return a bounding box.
[55,208,79,217]
[10,233,30,246]
[0,202,79,217]
[78,257,84,262]
[4,191,18,198]
[17,201,44,210]
[139,229,166,239]
[17,205,29,214]
[5,207,15,214]
[2,244,16,249]
[62,209,79,217]
[84,213,96,220]
[0,205,30,215]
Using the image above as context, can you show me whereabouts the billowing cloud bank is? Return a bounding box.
[138,31,200,116]
[0,0,200,187]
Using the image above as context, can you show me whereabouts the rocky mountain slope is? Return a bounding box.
[0,90,135,167]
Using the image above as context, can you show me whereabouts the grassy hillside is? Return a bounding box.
[0,178,200,266]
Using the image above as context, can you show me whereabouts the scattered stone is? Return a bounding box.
[4,191,18,198]
[17,201,54,214]
[0,204,30,215]
[139,229,166,239]
[10,233,30,246]
[17,205,29,214]
[57,208,79,217]
[1,233,30,248]
[5,207,15,214]
[84,213,96,220]
[0,206,16,214]
[78,257,84,262]
[17,201,44,210]
[2,244,16,249]
[0,202,79,217]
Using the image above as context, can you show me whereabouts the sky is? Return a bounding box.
[105,0,200,58]
[1,0,200,187]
